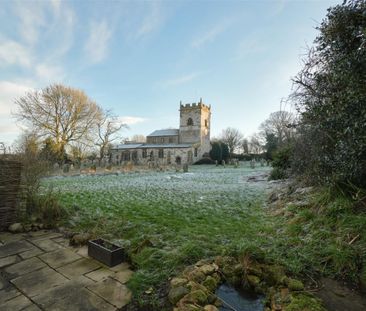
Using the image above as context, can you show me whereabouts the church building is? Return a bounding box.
[111,100,211,165]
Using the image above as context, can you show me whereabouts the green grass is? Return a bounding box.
[44,165,276,296]
[42,164,366,305]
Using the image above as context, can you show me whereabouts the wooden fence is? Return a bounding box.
[0,160,22,231]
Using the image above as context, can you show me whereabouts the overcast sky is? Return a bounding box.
[0,0,340,145]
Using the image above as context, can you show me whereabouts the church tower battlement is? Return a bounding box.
[179,99,211,156]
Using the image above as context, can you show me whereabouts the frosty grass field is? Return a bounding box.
[44,164,278,296]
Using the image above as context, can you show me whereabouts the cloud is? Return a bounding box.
[35,63,65,83]
[0,81,33,142]
[0,81,33,116]
[135,2,163,39]
[192,19,232,49]
[0,39,31,67]
[14,2,46,45]
[159,72,201,88]
[84,20,113,63]
[118,116,147,125]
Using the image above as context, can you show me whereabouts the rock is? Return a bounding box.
[263,265,286,286]
[169,286,190,305]
[70,233,91,246]
[198,264,218,275]
[187,269,206,283]
[202,276,218,292]
[184,289,208,305]
[171,277,189,288]
[287,278,304,291]
[247,275,261,287]
[8,223,24,233]
[195,259,214,267]
[204,305,218,311]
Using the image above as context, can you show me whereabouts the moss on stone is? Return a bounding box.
[285,293,326,311]
[169,286,190,304]
[185,289,208,305]
[202,276,218,292]
[287,278,304,291]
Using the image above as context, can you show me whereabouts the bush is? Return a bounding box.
[32,188,66,226]
[269,145,293,180]
[193,158,215,165]
[291,0,366,187]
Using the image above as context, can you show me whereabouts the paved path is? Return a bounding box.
[0,231,133,311]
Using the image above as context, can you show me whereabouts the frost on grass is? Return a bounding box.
[44,165,274,258]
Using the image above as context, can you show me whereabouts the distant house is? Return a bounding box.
[111,100,211,165]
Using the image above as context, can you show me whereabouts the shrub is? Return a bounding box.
[291,0,366,187]
[269,145,293,180]
[193,158,215,165]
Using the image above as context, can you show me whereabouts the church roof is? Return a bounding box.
[147,129,179,137]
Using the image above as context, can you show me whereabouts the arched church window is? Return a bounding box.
[205,119,208,127]
[187,118,193,126]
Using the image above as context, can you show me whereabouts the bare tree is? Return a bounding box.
[259,111,296,147]
[240,138,249,154]
[220,127,244,155]
[95,109,127,163]
[248,134,264,154]
[14,84,101,157]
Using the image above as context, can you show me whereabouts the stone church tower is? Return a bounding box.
[179,99,211,157]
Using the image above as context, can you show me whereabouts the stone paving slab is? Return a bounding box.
[111,269,134,284]
[0,231,133,310]
[39,248,81,268]
[109,262,131,272]
[11,266,68,297]
[52,237,70,247]
[57,258,101,279]
[0,240,34,257]
[28,232,63,241]
[22,304,42,311]
[0,285,21,302]
[33,280,116,311]
[76,245,88,257]
[5,257,47,278]
[85,267,115,282]
[19,247,44,260]
[30,238,64,252]
[0,233,26,244]
[2,294,33,311]
[87,278,132,309]
[0,255,18,268]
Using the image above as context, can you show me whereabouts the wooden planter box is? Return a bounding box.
[88,239,126,267]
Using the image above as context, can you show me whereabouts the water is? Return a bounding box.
[216,284,264,311]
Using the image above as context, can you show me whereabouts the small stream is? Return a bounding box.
[216,284,264,311]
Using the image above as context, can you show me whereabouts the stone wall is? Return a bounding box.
[111,147,197,165]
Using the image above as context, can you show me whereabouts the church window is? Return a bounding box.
[167,151,171,164]
[158,149,164,158]
[142,149,147,158]
[205,119,208,127]
[169,137,173,143]
[161,137,164,143]
[187,118,193,126]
